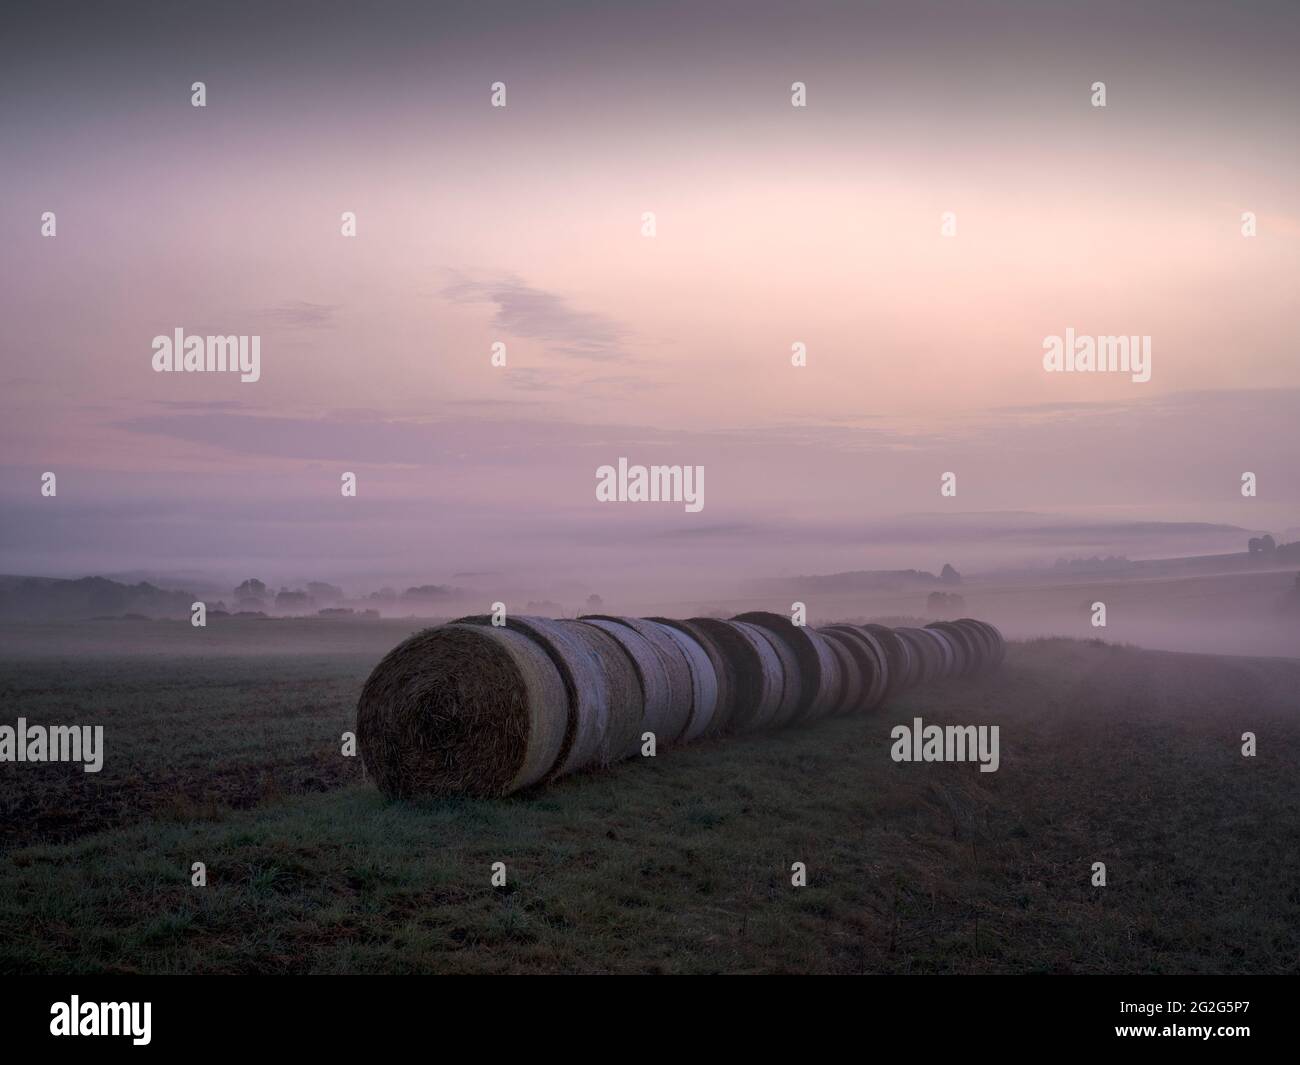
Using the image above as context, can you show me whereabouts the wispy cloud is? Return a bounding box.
[503,367,562,392]
[255,301,337,328]
[149,400,248,412]
[443,276,628,359]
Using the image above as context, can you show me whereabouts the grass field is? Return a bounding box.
[1,620,1298,974]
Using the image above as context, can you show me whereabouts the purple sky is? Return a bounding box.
[1,1,1297,596]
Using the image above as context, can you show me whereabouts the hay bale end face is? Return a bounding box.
[356,623,569,798]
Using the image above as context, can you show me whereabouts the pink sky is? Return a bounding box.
[1,0,1297,591]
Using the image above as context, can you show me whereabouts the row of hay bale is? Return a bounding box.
[356,612,1005,798]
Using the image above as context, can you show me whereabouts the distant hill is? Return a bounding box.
[0,576,195,622]
[753,569,946,595]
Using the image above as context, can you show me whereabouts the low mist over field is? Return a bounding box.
[4,513,1299,658]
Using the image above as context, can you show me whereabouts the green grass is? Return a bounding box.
[1,628,1298,973]
[0,653,370,848]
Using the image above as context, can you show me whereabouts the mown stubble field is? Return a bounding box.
[1,619,1297,974]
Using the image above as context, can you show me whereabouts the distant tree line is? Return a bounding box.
[1248,534,1300,562]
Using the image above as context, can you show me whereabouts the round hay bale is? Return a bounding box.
[731,612,839,723]
[818,629,864,715]
[889,627,923,684]
[824,624,889,711]
[645,617,720,741]
[983,620,1007,668]
[730,619,803,726]
[452,616,644,775]
[920,626,957,679]
[852,626,892,709]
[581,615,694,743]
[555,620,645,762]
[935,624,977,676]
[894,627,940,685]
[652,617,735,735]
[953,618,997,674]
[914,627,949,683]
[356,623,569,798]
[948,618,990,673]
[684,618,782,732]
[927,621,975,676]
[864,623,915,694]
[578,617,679,747]
[960,618,1006,670]
[454,613,624,776]
[813,629,843,720]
